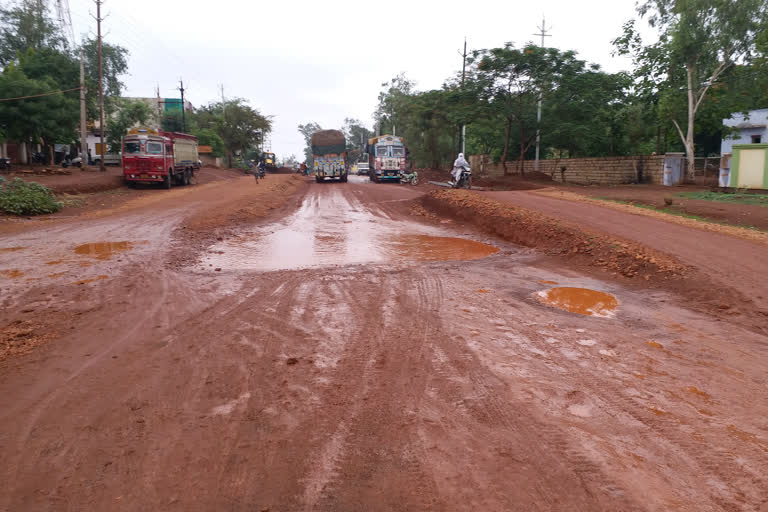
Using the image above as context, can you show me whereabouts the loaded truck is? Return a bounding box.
[366,134,407,183]
[311,129,347,183]
[122,127,200,189]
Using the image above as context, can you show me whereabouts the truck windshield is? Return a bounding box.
[392,146,404,157]
[146,142,163,154]
[376,146,389,157]
[124,141,141,154]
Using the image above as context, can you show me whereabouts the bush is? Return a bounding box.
[0,177,62,215]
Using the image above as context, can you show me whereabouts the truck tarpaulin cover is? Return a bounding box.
[311,129,346,156]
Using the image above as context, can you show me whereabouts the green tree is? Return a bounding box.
[616,0,768,179]
[80,38,129,119]
[0,1,67,68]
[298,121,321,165]
[106,99,154,152]
[196,99,271,166]
[342,118,373,163]
[161,111,185,132]
[193,128,225,157]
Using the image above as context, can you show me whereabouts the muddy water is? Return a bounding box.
[202,188,498,272]
[74,241,136,260]
[537,287,618,317]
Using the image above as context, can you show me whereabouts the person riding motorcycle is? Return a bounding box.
[451,153,469,186]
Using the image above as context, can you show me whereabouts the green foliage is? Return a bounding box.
[106,99,154,152]
[0,1,67,67]
[0,50,79,148]
[80,38,129,119]
[193,99,271,161]
[298,122,321,165]
[342,118,373,162]
[677,191,768,206]
[0,177,61,215]
[193,128,225,157]
[161,111,185,132]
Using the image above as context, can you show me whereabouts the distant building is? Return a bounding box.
[721,108,768,154]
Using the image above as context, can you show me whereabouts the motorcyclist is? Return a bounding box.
[451,153,469,185]
[300,162,308,175]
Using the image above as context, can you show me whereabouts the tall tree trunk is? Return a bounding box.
[501,118,512,176]
[656,125,661,155]
[519,121,525,176]
[685,63,696,182]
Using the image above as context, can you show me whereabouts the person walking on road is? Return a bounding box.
[451,153,468,185]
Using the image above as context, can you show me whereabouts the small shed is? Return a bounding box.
[730,144,768,189]
[721,108,768,154]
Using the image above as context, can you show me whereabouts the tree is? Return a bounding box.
[195,99,271,166]
[161,111,185,132]
[374,74,414,135]
[106,99,154,152]
[298,121,321,165]
[0,1,67,68]
[616,0,768,179]
[80,38,129,119]
[342,118,372,163]
[193,128,225,157]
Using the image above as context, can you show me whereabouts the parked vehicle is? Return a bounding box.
[366,134,407,183]
[400,169,419,185]
[92,153,121,166]
[453,166,472,189]
[0,157,10,170]
[31,151,49,165]
[311,129,347,183]
[61,155,83,168]
[357,162,369,176]
[121,127,200,188]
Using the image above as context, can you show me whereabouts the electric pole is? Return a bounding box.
[178,78,186,132]
[95,0,105,171]
[458,37,467,155]
[533,16,551,171]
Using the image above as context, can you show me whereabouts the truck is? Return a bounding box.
[121,127,200,189]
[311,130,347,183]
[366,134,407,183]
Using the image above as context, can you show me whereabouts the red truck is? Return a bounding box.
[122,127,200,188]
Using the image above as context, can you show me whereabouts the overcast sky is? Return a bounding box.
[68,0,643,160]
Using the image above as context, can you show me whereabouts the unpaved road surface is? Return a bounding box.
[1,176,768,511]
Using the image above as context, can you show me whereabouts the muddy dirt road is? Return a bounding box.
[1,176,767,511]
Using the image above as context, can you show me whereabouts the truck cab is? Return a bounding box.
[367,135,406,183]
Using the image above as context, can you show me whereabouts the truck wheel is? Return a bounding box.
[315,176,322,183]
[164,173,172,189]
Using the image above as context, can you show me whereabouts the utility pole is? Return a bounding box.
[178,78,186,132]
[79,53,87,163]
[458,37,467,155]
[95,0,105,171]
[533,16,551,171]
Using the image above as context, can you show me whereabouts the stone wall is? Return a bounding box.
[469,155,666,185]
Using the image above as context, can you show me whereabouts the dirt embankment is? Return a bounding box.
[418,189,767,334]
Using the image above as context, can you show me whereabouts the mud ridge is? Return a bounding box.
[419,189,767,335]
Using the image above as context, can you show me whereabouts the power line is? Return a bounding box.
[533,15,552,171]
[0,86,82,102]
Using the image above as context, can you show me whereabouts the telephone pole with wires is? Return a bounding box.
[93,0,106,171]
[533,16,551,171]
[178,79,186,132]
[458,37,467,155]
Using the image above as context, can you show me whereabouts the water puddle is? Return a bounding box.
[202,189,498,271]
[1,269,24,279]
[0,247,25,253]
[536,287,618,317]
[74,241,142,260]
[537,280,558,285]
[386,235,498,261]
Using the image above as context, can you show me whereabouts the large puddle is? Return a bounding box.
[202,189,498,271]
[74,241,138,260]
[537,287,618,317]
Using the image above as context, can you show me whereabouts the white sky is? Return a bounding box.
[67,0,642,160]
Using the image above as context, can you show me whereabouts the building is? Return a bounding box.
[721,108,768,154]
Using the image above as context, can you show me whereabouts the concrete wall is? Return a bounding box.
[200,154,222,168]
[722,108,768,154]
[469,155,665,185]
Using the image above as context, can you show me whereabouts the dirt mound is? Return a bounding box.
[421,189,686,279]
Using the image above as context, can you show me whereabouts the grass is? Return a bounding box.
[598,198,765,232]
[677,191,768,206]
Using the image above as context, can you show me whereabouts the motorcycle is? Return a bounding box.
[61,155,82,168]
[31,151,49,165]
[452,166,472,189]
[400,170,419,185]
[0,157,10,170]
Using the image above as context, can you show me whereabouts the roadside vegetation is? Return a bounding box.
[677,191,768,207]
[0,177,61,215]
